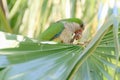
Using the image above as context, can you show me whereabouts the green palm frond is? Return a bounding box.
[0,15,120,80]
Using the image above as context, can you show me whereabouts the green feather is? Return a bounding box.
[59,18,83,24]
[38,22,64,41]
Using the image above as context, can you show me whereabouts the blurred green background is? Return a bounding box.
[0,0,120,80]
[0,0,120,41]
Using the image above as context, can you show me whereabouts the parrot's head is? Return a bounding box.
[60,18,85,43]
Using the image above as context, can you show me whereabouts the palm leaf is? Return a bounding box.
[0,31,83,80]
[0,7,12,33]
[70,16,120,80]
[0,15,120,80]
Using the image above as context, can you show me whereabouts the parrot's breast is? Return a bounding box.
[59,28,73,43]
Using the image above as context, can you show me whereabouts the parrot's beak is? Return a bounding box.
[70,23,85,43]
[74,23,85,40]
[74,29,83,40]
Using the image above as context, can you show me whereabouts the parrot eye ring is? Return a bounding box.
[80,23,84,30]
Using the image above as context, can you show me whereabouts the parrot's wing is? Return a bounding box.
[38,22,64,41]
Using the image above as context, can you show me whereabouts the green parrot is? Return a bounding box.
[38,18,85,44]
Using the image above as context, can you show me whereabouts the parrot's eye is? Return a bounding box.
[80,24,84,30]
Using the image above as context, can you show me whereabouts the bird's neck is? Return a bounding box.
[64,22,80,32]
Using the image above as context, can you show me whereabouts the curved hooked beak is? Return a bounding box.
[70,23,85,43]
[74,23,85,40]
[74,28,83,40]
